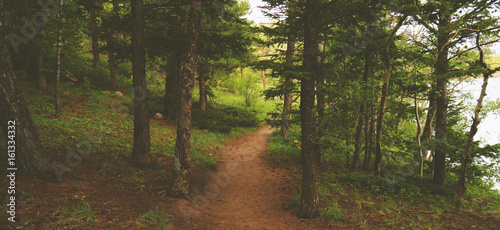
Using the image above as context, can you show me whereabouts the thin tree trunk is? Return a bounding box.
[0,1,54,180]
[433,15,451,187]
[298,0,320,219]
[90,11,100,68]
[414,94,423,176]
[352,50,372,172]
[199,65,208,111]
[281,36,295,139]
[131,0,152,167]
[457,33,500,209]
[104,1,118,91]
[54,0,64,118]
[172,0,203,197]
[374,15,407,175]
[37,46,47,90]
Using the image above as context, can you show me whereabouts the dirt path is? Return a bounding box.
[172,126,327,230]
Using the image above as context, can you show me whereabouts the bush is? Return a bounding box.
[192,104,261,133]
[321,200,346,222]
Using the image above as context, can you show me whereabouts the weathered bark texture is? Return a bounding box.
[433,14,451,187]
[281,36,295,139]
[0,1,54,179]
[374,15,407,175]
[198,65,208,111]
[298,0,320,219]
[172,0,202,197]
[131,0,152,167]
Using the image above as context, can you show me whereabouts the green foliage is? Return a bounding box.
[192,104,262,133]
[137,207,171,230]
[58,200,97,226]
[321,200,346,222]
[267,126,301,163]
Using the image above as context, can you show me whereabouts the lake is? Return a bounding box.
[454,77,500,191]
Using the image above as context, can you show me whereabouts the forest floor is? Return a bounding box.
[171,126,331,229]
[2,124,500,229]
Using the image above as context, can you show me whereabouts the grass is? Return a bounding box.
[267,124,500,229]
[57,199,97,226]
[136,207,171,230]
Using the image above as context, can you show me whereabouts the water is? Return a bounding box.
[453,77,500,191]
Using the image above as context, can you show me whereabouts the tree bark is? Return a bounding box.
[199,64,208,111]
[281,36,295,139]
[298,0,320,219]
[374,15,407,176]
[414,94,424,176]
[433,14,451,187]
[104,1,118,91]
[164,54,181,121]
[131,0,152,167]
[172,0,202,197]
[90,10,100,68]
[352,50,372,172]
[55,0,64,118]
[37,46,47,90]
[0,0,54,180]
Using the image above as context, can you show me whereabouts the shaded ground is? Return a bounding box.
[2,125,500,229]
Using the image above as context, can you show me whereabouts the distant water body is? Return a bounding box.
[453,77,500,191]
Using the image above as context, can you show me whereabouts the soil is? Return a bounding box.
[171,126,328,230]
[2,125,499,229]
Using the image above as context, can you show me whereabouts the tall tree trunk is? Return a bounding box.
[104,1,118,91]
[374,15,407,175]
[164,54,181,121]
[433,15,451,187]
[90,11,100,68]
[352,50,372,172]
[414,94,424,176]
[37,46,47,90]
[457,33,500,209]
[281,36,295,139]
[131,0,152,167]
[54,0,64,118]
[0,1,54,180]
[298,0,320,219]
[172,0,202,197]
[199,65,208,111]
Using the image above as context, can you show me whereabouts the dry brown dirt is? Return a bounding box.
[171,126,329,229]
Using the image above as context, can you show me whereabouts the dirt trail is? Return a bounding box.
[172,126,327,230]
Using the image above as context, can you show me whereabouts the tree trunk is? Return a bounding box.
[37,46,47,90]
[54,0,64,118]
[457,33,500,209]
[374,15,407,176]
[0,1,54,180]
[104,1,118,91]
[131,0,152,167]
[172,0,202,197]
[90,11,100,68]
[164,55,181,121]
[199,65,208,111]
[352,50,372,172]
[433,15,451,187]
[422,86,436,145]
[281,36,295,139]
[414,94,424,176]
[298,0,320,219]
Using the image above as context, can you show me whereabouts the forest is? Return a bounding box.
[1,0,500,229]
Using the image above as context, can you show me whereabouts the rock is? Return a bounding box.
[154,113,164,119]
[115,91,123,97]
